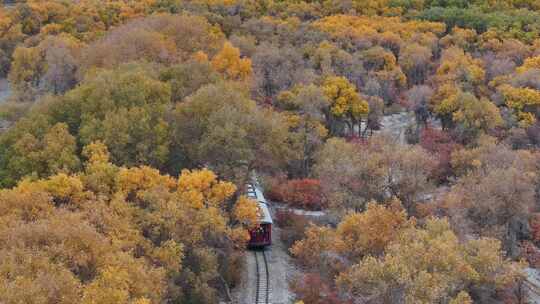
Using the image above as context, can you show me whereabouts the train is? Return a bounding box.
[246,182,272,247]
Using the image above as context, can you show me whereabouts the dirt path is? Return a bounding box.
[0,78,10,103]
[0,79,10,132]
[274,203,326,218]
[233,207,298,304]
[372,112,443,145]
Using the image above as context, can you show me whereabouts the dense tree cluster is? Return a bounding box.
[0,142,259,303]
[1,0,540,303]
[291,202,525,303]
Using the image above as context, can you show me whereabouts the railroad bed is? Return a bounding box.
[232,209,296,304]
[254,250,270,304]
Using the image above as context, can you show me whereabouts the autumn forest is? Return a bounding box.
[0,0,540,303]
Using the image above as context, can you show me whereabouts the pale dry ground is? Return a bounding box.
[377,112,415,144]
[233,206,298,304]
[373,111,442,145]
[526,268,540,303]
[0,78,9,103]
[265,221,298,304]
[0,78,10,132]
[274,203,326,217]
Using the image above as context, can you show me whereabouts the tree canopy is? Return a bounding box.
[1,1,540,303]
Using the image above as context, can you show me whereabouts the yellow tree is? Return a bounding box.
[499,84,540,127]
[233,195,259,229]
[516,55,540,73]
[211,41,252,81]
[337,218,523,304]
[80,141,119,195]
[435,47,485,88]
[451,93,503,140]
[8,46,44,99]
[321,76,369,136]
[290,224,344,271]
[494,54,540,126]
[432,47,487,130]
[449,292,472,304]
[231,195,260,244]
[336,199,415,259]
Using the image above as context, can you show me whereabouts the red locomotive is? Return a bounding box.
[246,182,272,247]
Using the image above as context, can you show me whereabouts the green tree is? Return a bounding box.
[159,60,220,103]
[277,84,329,177]
[0,118,80,186]
[452,92,503,141]
[53,65,172,168]
[172,82,291,183]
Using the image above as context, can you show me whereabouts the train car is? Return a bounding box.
[246,183,272,247]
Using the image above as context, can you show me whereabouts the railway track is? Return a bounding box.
[254,250,270,304]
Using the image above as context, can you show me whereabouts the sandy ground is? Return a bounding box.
[233,206,299,304]
[377,112,415,144]
[372,112,442,145]
[274,203,326,217]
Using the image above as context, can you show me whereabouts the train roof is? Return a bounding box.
[258,201,273,224]
[245,183,267,204]
[254,187,267,204]
[245,182,272,224]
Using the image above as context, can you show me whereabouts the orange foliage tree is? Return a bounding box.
[211,41,252,81]
[0,142,257,304]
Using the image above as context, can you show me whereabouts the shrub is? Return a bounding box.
[420,127,462,182]
[527,122,540,146]
[275,209,310,249]
[505,128,532,149]
[269,179,325,210]
[218,247,245,290]
[265,175,286,203]
[529,213,540,245]
[415,202,438,219]
[290,273,350,304]
[521,241,540,268]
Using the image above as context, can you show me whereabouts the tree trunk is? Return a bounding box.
[218,274,233,303]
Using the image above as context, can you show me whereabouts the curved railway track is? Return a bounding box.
[254,250,270,304]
